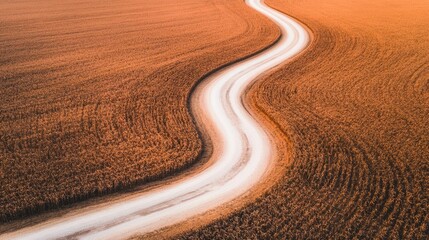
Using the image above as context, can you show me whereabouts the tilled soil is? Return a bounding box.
[181,0,429,238]
[0,0,279,222]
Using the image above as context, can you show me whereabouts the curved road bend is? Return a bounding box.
[1,0,309,239]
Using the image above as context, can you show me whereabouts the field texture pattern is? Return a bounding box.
[182,0,429,239]
[0,0,279,221]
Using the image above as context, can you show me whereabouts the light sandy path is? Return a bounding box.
[0,0,309,239]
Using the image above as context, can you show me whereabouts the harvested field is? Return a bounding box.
[182,0,429,239]
[0,0,279,222]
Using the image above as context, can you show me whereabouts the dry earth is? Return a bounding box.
[181,0,429,239]
[0,0,279,222]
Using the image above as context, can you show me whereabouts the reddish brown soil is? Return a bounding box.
[181,0,429,238]
[0,0,279,222]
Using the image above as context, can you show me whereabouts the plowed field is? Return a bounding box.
[0,0,279,222]
[182,0,429,238]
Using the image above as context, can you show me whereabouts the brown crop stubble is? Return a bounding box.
[0,0,280,222]
[181,0,429,239]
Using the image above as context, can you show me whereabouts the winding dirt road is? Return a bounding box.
[1,0,309,239]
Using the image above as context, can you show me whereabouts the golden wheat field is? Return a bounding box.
[181,0,429,239]
[1,0,428,238]
[0,0,279,222]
